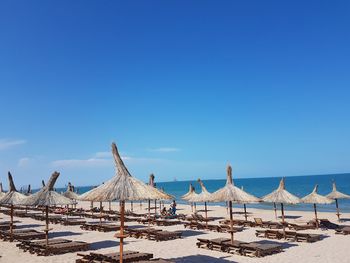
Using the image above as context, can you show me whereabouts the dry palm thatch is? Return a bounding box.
[302,185,333,227]
[0,172,27,241]
[0,172,27,205]
[326,181,350,221]
[262,178,301,238]
[63,182,80,200]
[188,179,212,227]
[80,142,172,263]
[182,183,198,212]
[0,182,5,198]
[22,171,72,245]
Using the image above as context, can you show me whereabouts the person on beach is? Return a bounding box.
[170,200,177,215]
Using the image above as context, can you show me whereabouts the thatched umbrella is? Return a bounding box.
[262,178,300,238]
[302,184,333,228]
[0,172,26,241]
[182,183,198,212]
[63,182,79,209]
[0,182,5,199]
[188,179,212,227]
[211,166,260,243]
[80,142,172,263]
[22,171,72,244]
[326,181,350,221]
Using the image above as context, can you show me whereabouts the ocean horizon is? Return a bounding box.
[50,172,350,213]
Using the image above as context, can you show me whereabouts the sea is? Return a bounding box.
[55,173,350,213]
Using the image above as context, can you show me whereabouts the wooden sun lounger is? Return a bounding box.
[61,219,86,226]
[76,250,153,263]
[254,218,283,229]
[97,224,126,232]
[80,222,100,231]
[240,242,282,257]
[1,229,46,241]
[335,226,350,235]
[127,228,162,239]
[288,222,316,231]
[148,230,182,242]
[155,219,182,226]
[220,219,255,227]
[255,229,322,242]
[17,238,70,251]
[26,239,89,256]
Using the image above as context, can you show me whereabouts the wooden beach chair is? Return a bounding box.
[335,226,350,235]
[240,242,282,257]
[27,239,89,256]
[148,230,182,242]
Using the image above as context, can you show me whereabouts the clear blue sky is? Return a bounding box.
[0,1,349,188]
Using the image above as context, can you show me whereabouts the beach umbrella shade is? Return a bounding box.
[211,166,261,243]
[63,182,79,209]
[79,142,172,263]
[302,184,333,228]
[188,178,212,227]
[22,171,72,244]
[326,181,350,221]
[0,182,5,199]
[262,178,301,238]
[182,183,198,212]
[0,172,27,241]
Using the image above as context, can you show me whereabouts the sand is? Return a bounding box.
[0,201,349,263]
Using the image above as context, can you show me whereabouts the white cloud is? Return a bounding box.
[149,147,180,153]
[0,139,26,150]
[18,157,31,167]
[94,151,111,158]
[52,158,111,168]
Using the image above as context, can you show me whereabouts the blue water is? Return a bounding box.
[57,173,350,213]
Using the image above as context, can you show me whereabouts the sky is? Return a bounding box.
[0,1,350,189]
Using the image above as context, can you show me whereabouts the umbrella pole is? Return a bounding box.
[243,203,247,221]
[314,203,319,228]
[190,202,193,212]
[194,202,196,212]
[131,201,133,212]
[205,202,208,228]
[45,205,49,245]
[155,200,157,216]
[109,201,111,212]
[281,203,286,239]
[10,204,14,242]
[226,201,228,214]
[118,200,126,263]
[148,199,151,229]
[229,201,234,244]
[335,199,340,221]
[273,203,277,220]
[100,202,103,225]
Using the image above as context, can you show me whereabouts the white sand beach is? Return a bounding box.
[1,201,349,263]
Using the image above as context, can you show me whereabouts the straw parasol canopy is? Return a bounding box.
[0,172,27,241]
[211,165,261,243]
[302,184,333,227]
[63,182,80,200]
[326,181,350,221]
[188,178,212,227]
[0,182,5,199]
[80,142,172,263]
[22,171,72,244]
[262,178,301,238]
[182,183,198,212]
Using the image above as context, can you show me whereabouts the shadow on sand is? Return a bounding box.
[49,231,82,238]
[90,240,120,250]
[181,230,206,237]
[16,224,43,229]
[278,215,301,219]
[170,254,236,263]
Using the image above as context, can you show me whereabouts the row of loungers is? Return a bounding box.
[0,229,46,241]
[81,223,126,232]
[255,229,322,242]
[76,250,174,263]
[29,213,87,225]
[127,228,182,242]
[137,217,182,226]
[184,221,244,233]
[197,237,283,257]
[17,238,90,256]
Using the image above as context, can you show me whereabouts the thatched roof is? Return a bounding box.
[79,142,172,202]
[182,183,198,200]
[0,172,26,205]
[22,172,72,206]
[63,182,80,200]
[211,166,261,203]
[0,182,5,198]
[262,178,300,204]
[187,179,212,202]
[326,181,350,200]
[302,185,333,204]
